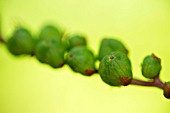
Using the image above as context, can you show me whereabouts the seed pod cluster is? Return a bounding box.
[98,38,132,86]
[5,23,170,99]
[35,25,65,68]
[6,24,96,75]
[65,34,96,76]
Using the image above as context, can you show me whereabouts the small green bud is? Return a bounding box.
[39,25,63,42]
[66,46,96,76]
[142,54,161,79]
[64,34,87,50]
[7,27,36,55]
[98,38,128,61]
[99,52,132,86]
[163,81,170,99]
[35,39,65,68]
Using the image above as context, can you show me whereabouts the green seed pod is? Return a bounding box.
[141,54,161,79]
[66,46,96,76]
[7,27,36,55]
[35,39,65,68]
[163,81,170,99]
[99,52,132,86]
[98,38,128,61]
[64,34,87,50]
[39,25,63,42]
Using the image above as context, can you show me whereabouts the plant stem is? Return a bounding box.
[0,34,7,44]
[0,15,6,44]
[130,76,164,89]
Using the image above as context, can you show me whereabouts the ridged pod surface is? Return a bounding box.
[7,27,36,55]
[98,38,128,61]
[35,39,65,68]
[142,54,161,78]
[39,25,63,42]
[66,46,96,76]
[99,52,132,86]
[64,34,87,50]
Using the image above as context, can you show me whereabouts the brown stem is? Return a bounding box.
[0,34,7,44]
[130,76,164,89]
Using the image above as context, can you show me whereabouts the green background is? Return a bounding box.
[0,0,170,113]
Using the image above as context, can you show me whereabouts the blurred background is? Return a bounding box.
[0,0,170,113]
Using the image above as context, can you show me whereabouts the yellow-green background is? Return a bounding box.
[0,0,170,113]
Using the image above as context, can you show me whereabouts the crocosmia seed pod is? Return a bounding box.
[98,38,128,61]
[65,34,87,50]
[163,81,170,99]
[35,39,65,68]
[7,27,36,55]
[142,54,161,79]
[39,25,63,42]
[66,46,96,76]
[99,52,132,86]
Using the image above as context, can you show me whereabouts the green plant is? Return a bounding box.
[0,25,170,99]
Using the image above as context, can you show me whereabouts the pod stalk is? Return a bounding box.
[130,76,164,89]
